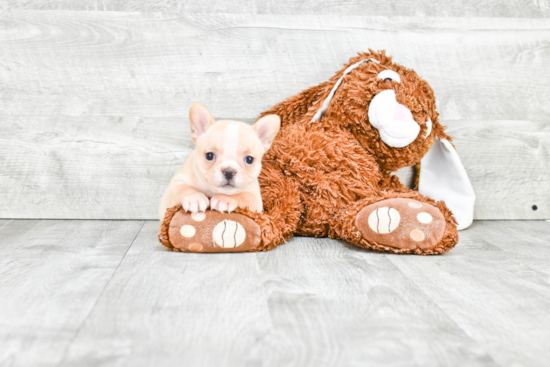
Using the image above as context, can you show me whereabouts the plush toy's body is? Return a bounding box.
[160,51,473,255]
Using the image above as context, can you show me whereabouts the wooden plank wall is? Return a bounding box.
[0,8,548,220]
[3,0,550,17]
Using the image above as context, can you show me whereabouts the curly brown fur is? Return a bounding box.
[378,174,411,193]
[263,123,381,237]
[158,205,181,250]
[235,164,303,250]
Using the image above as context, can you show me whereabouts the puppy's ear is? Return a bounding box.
[253,114,281,151]
[189,103,216,142]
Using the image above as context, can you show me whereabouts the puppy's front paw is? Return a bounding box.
[210,194,238,213]
[182,192,209,213]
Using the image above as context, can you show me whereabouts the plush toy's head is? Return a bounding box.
[312,50,451,172]
[309,50,475,229]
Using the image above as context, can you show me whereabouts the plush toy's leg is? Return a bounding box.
[331,191,459,255]
[158,163,302,253]
[159,208,263,253]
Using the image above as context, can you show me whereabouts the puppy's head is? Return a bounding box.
[189,103,280,195]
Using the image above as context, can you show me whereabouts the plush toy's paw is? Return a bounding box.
[160,208,261,253]
[355,198,446,252]
[182,192,209,213]
[210,194,238,213]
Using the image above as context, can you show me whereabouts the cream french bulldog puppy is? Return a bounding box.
[158,103,281,221]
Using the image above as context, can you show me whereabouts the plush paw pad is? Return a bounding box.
[167,210,261,253]
[356,198,446,251]
[367,207,400,233]
[212,220,247,248]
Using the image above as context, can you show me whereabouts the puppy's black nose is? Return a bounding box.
[223,169,236,180]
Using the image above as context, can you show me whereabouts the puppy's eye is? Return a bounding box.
[205,152,215,161]
[377,70,401,83]
[245,156,254,164]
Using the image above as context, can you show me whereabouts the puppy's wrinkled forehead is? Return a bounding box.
[201,120,262,156]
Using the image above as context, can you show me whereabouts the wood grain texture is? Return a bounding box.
[252,237,498,367]
[388,220,550,367]
[2,0,550,18]
[60,221,499,367]
[59,221,274,367]
[0,219,143,367]
[0,12,549,120]
[447,119,550,220]
[0,12,548,219]
[2,116,548,220]
[0,115,189,220]
[460,220,550,276]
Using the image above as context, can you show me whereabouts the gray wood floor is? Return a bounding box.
[1,219,549,367]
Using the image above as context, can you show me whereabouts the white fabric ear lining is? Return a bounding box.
[419,139,475,230]
[424,117,432,138]
[312,58,379,121]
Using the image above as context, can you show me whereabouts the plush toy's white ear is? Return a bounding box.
[312,58,379,121]
[419,139,475,230]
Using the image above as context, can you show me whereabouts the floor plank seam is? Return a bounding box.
[253,252,276,330]
[54,220,146,367]
[385,256,504,367]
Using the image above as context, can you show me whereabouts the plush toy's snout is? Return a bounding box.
[367,90,421,148]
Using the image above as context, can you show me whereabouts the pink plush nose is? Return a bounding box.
[393,103,413,122]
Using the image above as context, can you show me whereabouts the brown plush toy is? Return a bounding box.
[159,50,475,255]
